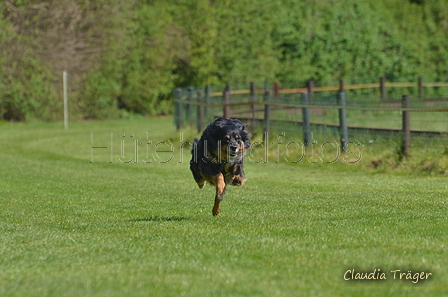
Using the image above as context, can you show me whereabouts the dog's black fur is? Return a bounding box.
[190,117,251,216]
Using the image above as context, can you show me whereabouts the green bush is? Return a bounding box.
[0,19,57,121]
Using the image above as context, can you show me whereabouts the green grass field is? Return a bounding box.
[1,117,447,297]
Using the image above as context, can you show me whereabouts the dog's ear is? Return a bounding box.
[212,117,227,129]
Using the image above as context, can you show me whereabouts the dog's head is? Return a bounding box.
[208,117,250,162]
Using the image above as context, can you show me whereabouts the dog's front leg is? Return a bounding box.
[212,173,226,216]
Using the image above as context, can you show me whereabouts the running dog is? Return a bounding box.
[190,117,251,216]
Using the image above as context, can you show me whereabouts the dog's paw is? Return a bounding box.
[231,175,247,186]
[212,197,221,216]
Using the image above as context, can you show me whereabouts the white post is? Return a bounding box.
[63,70,68,129]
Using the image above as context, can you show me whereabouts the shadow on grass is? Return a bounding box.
[130,216,189,222]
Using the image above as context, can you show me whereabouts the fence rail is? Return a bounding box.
[207,77,448,98]
[174,78,448,156]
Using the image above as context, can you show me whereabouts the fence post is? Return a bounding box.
[339,78,345,93]
[307,79,314,101]
[402,95,411,158]
[418,77,424,99]
[250,82,256,126]
[197,90,204,133]
[63,70,68,130]
[187,86,194,125]
[174,88,183,130]
[274,81,280,98]
[223,84,230,118]
[380,76,386,101]
[338,92,348,152]
[263,80,271,137]
[302,92,311,146]
[204,85,210,119]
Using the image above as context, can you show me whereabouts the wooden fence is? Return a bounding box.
[205,77,448,100]
[174,78,448,157]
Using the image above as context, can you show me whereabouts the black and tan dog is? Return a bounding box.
[190,117,251,216]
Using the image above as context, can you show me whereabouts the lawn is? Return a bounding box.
[0,117,447,297]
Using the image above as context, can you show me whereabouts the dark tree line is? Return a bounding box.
[1,0,447,121]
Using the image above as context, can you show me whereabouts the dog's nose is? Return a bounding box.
[229,144,238,152]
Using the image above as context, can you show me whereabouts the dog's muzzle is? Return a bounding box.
[229,143,242,157]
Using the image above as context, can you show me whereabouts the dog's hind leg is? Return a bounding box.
[212,173,226,216]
